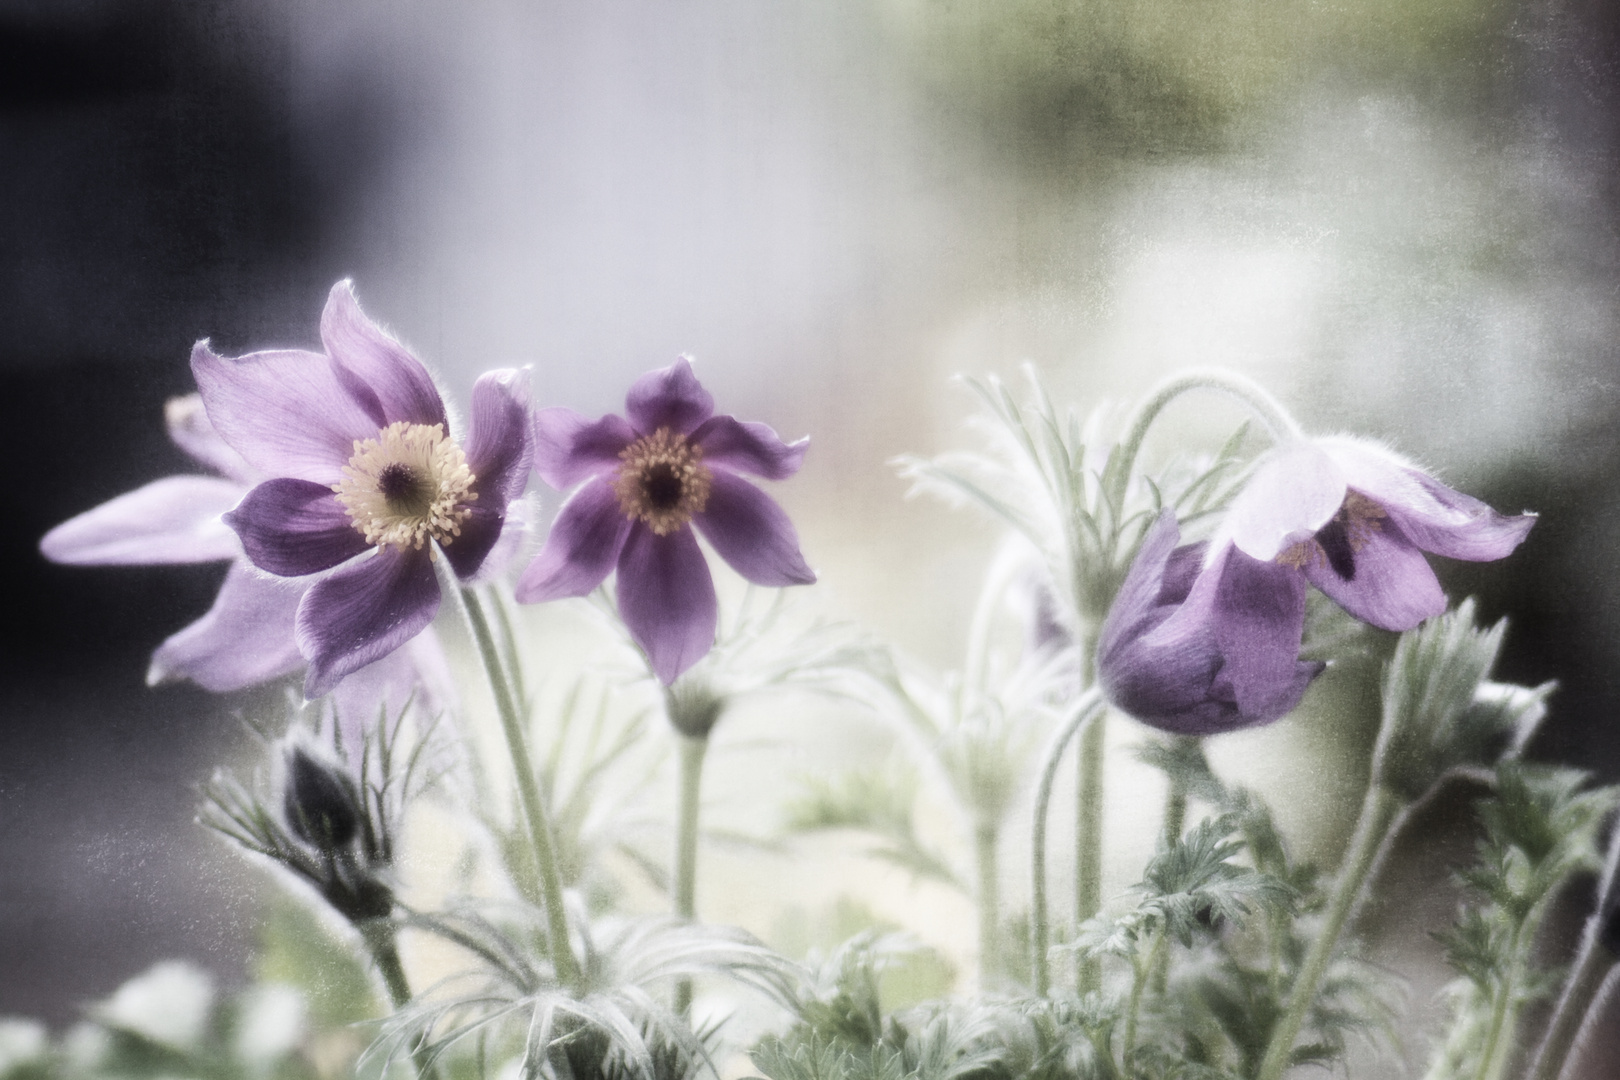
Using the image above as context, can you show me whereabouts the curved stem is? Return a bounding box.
[672,733,709,1013]
[1030,689,1104,996]
[1255,782,1405,1080]
[1109,368,1304,512]
[450,581,583,991]
[1526,923,1620,1080]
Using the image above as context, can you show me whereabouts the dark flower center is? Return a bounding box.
[642,462,684,510]
[377,463,433,515]
[1277,490,1387,579]
[1314,517,1357,580]
[615,427,712,536]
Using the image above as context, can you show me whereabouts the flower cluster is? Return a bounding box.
[1098,435,1535,734]
[43,282,816,706]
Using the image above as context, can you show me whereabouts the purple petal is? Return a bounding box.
[1097,510,1184,663]
[616,525,717,684]
[148,563,305,691]
[1208,544,1319,721]
[191,341,378,485]
[165,394,259,484]
[226,479,369,577]
[442,504,507,581]
[1219,441,1345,562]
[532,408,637,489]
[690,415,808,479]
[320,280,448,430]
[296,546,442,699]
[625,356,714,436]
[1318,436,1536,562]
[42,476,244,565]
[1302,520,1446,632]
[692,470,815,587]
[329,628,457,747]
[514,478,632,602]
[465,368,533,508]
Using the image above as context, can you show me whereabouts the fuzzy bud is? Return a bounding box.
[282,747,361,849]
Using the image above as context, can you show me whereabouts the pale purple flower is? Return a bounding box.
[1097,510,1324,735]
[194,281,531,698]
[516,357,815,684]
[1098,438,1535,735]
[40,394,447,719]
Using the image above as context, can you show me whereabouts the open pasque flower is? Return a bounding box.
[194,281,530,698]
[516,357,815,684]
[41,395,448,717]
[1099,438,1534,735]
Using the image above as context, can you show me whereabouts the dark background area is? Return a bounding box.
[4,0,1620,1047]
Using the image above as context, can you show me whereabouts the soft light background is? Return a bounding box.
[5,0,1620,1071]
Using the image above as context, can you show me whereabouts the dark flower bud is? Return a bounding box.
[283,747,361,849]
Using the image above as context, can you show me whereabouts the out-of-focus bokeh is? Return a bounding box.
[5,0,1620,1066]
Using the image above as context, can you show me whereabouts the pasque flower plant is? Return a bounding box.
[1098,434,1536,735]
[193,281,532,697]
[517,356,815,684]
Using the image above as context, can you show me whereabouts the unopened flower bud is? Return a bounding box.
[282,747,361,849]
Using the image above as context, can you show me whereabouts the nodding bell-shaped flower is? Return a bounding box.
[1098,510,1325,736]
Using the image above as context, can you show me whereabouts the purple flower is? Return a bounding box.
[1098,438,1535,735]
[194,281,532,698]
[40,394,447,721]
[1098,511,1324,735]
[515,357,815,684]
[1214,437,1535,632]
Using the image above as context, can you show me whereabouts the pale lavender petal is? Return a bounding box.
[191,341,378,485]
[320,280,447,429]
[1208,544,1318,721]
[689,415,808,479]
[533,408,637,489]
[1318,436,1535,561]
[42,476,243,565]
[297,546,441,699]
[692,470,815,587]
[1218,441,1345,562]
[329,626,451,739]
[625,356,714,436]
[514,479,632,601]
[147,563,305,691]
[226,478,369,577]
[465,368,533,506]
[1302,521,1446,632]
[616,525,718,684]
[164,394,259,484]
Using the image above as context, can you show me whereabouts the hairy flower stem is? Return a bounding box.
[1525,913,1620,1080]
[1255,782,1404,1080]
[363,922,436,1080]
[1110,369,1303,511]
[1473,924,1524,1080]
[1124,931,1166,1070]
[1031,689,1104,996]
[975,816,1002,990]
[1147,771,1189,996]
[1075,710,1107,993]
[451,581,583,991]
[673,732,709,1013]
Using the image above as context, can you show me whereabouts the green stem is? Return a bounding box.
[673,733,709,1013]
[363,922,436,1080]
[1474,928,1521,1080]
[1075,707,1108,994]
[1108,368,1303,512]
[1255,782,1404,1080]
[451,581,583,991]
[975,816,1001,991]
[1124,931,1166,1070]
[1526,926,1619,1080]
[1030,690,1104,996]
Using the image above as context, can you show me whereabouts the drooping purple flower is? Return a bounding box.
[1213,436,1535,632]
[516,357,815,684]
[193,280,532,698]
[1098,437,1535,735]
[40,394,448,720]
[1097,510,1324,735]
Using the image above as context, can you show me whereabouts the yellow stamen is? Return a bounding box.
[333,422,476,554]
[614,427,711,536]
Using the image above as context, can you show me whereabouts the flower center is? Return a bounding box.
[333,421,477,553]
[614,427,711,536]
[1276,491,1387,580]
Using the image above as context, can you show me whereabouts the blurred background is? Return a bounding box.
[4,0,1620,1067]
